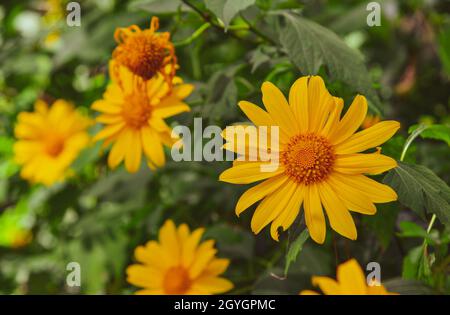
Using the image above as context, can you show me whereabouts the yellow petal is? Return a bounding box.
[289,76,309,132]
[307,76,333,133]
[304,185,326,244]
[126,264,163,289]
[336,259,367,294]
[238,101,274,126]
[124,129,142,173]
[181,228,205,268]
[159,220,181,264]
[189,240,216,279]
[153,103,190,118]
[251,179,297,234]
[107,131,127,169]
[141,126,165,168]
[331,173,397,203]
[261,81,299,136]
[91,99,121,114]
[270,184,305,241]
[191,277,233,294]
[335,121,400,154]
[329,95,368,145]
[93,122,125,142]
[320,97,343,137]
[318,182,357,240]
[235,175,288,216]
[219,162,284,184]
[312,276,341,295]
[334,153,397,175]
[327,174,376,215]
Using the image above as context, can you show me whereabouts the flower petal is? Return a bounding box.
[235,175,288,216]
[329,95,368,145]
[261,81,299,136]
[219,162,284,184]
[335,121,400,154]
[304,184,326,244]
[334,153,397,175]
[318,182,357,240]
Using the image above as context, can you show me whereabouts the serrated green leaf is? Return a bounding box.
[409,124,450,146]
[284,229,309,276]
[204,0,255,30]
[383,161,450,227]
[279,12,381,113]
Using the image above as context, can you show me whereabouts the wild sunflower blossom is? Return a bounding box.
[219,76,400,244]
[92,61,193,173]
[112,16,177,88]
[13,99,91,186]
[300,259,396,295]
[126,220,234,295]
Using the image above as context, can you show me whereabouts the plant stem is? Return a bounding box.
[400,124,428,162]
[174,22,211,47]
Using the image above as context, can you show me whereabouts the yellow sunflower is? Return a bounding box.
[126,220,234,295]
[92,61,193,173]
[219,76,400,243]
[300,259,396,295]
[13,99,91,186]
[112,16,177,88]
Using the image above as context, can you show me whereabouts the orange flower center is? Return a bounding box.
[163,266,191,294]
[113,31,169,81]
[44,135,65,157]
[122,90,151,129]
[281,133,335,185]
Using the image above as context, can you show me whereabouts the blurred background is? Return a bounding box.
[0,0,449,294]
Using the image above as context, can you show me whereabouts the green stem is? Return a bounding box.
[174,23,211,47]
[400,124,428,162]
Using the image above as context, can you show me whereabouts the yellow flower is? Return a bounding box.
[219,76,400,244]
[112,17,177,88]
[14,99,91,186]
[92,61,193,173]
[300,259,396,295]
[362,114,381,129]
[126,220,234,295]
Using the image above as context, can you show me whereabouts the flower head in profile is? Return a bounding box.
[219,76,400,243]
[300,259,396,295]
[92,61,193,173]
[112,16,177,88]
[126,220,234,295]
[14,99,91,186]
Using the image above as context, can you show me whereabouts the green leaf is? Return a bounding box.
[204,0,255,30]
[284,229,310,276]
[398,221,428,239]
[279,13,381,113]
[437,27,450,76]
[128,0,191,13]
[363,202,399,249]
[384,278,435,295]
[383,161,450,227]
[409,124,450,146]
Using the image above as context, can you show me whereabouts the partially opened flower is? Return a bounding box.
[14,99,91,186]
[112,16,177,88]
[300,259,396,295]
[126,220,234,295]
[92,61,193,173]
[220,76,399,243]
